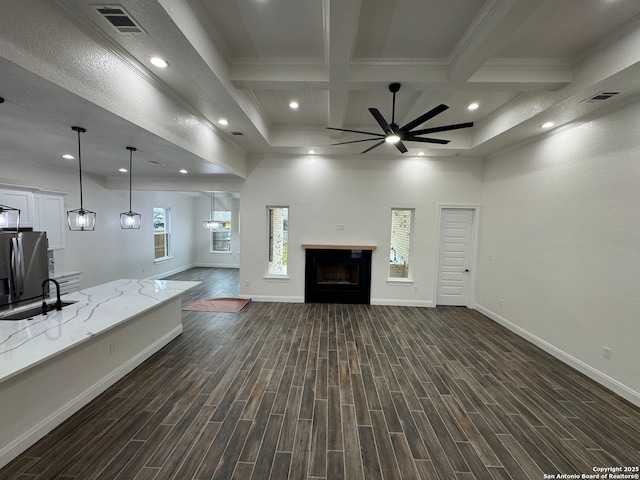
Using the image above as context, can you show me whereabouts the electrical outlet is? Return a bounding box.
[141,267,145,273]
[245,280,250,287]
[337,224,345,231]
[499,299,504,307]
[602,346,612,359]
[109,344,116,354]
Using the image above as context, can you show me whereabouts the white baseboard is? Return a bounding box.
[0,326,183,469]
[193,263,240,269]
[475,304,640,408]
[238,296,434,307]
[240,295,435,307]
[240,295,304,303]
[148,263,195,280]
[372,298,434,307]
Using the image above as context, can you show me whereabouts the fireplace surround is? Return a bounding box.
[303,245,375,304]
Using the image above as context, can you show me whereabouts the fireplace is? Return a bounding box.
[304,246,374,304]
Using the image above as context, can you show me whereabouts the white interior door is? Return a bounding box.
[436,208,476,306]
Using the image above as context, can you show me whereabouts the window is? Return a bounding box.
[211,210,232,252]
[153,207,171,261]
[389,208,414,279]
[267,206,288,275]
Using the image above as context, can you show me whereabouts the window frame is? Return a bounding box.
[266,206,289,278]
[388,207,415,282]
[153,207,172,262]
[209,210,232,254]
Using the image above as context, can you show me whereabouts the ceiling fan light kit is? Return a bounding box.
[328,83,474,154]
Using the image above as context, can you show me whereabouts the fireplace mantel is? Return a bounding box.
[302,244,377,251]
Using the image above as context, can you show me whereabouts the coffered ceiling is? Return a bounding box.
[1,0,640,182]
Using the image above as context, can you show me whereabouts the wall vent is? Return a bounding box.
[230,131,244,136]
[146,159,168,166]
[582,91,620,103]
[95,5,146,34]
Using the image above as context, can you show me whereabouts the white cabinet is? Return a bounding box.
[0,188,36,228]
[52,271,82,295]
[0,186,67,250]
[34,192,66,250]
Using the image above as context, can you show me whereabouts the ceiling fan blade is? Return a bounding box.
[331,138,386,146]
[326,127,385,137]
[400,104,449,132]
[405,136,450,145]
[409,122,474,136]
[368,108,393,134]
[361,140,385,153]
[395,141,408,153]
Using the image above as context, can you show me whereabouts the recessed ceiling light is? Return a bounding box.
[289,101,299,110]
[417,151,424,156]
[149,56,169,68]
[179,169,188,174]
[308,149,315,154]
[62,154,75,160]
[541,121,555,129]
[218,118,229,126]
[118,168,128,173]
[467,102,479,111]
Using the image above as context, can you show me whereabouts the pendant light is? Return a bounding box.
[0,204,20,232]
[202,191,218,230]
[67,126,96,231]
[120,146,141,229]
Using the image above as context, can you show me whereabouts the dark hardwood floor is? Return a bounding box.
[2,267,639,479]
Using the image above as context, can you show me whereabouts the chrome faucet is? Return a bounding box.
[41,278,62,314]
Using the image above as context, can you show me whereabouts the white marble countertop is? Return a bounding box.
[0,279,199,383]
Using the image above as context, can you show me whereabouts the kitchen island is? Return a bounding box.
[0,278,199,468]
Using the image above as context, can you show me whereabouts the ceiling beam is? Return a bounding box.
[472,22,640,151]
[326,0,362,132]
[447,0,544,83]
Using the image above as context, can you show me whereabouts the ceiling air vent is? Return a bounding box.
[230,131,244,136]
[146,159,168,166]
[95,6,146,34]
[582,91,620,103]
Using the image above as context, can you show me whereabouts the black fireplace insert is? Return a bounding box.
[305,248,372,304]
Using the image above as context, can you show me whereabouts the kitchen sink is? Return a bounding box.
[0,300,78,321]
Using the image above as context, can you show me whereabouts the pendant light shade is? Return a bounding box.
[203,192,219,230]
[120,146,141,229]
[67,126,96,231]
[202,219,218,229]
[0,204,20,232]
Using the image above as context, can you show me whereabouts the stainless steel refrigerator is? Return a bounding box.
[0,231,49,309]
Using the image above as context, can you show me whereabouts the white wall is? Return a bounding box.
[6,101,638,405]
[477,101,640,403]
[239,154,484,304]
[0,159,197,288]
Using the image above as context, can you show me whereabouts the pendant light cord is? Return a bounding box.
[211,192,214,221]
[129,150,132,210]
[72,126,87,211]
[127,147,136,211]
